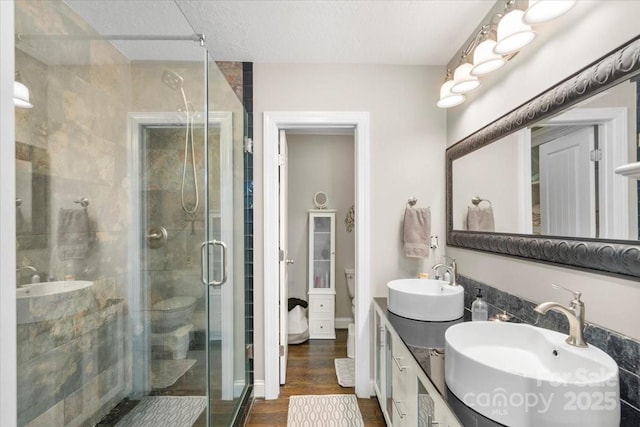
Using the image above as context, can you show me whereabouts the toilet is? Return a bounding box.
[345,268,356,358]
[151,296,196,359]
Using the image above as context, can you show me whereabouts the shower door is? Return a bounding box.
[134,109,244,426]
[132,53,248,426]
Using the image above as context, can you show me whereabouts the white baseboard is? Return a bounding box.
[234,380,246,398]
[254,380,265,398]
[335,317,354,329]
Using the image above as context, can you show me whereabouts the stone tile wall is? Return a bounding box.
[15,2,134,425]
[18,291,128,426]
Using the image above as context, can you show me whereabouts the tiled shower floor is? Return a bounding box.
[96,338,234,427]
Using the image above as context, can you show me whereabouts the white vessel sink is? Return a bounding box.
[387,278,464,321]
[445,322,620,426]
[17,280,94,324]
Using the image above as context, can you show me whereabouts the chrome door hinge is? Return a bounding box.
[246,344,254,360]
[279,345,285,356]
[279,249,285,261]
[244,137,253,154]
[590,149,602,162]
[277,154,285,166]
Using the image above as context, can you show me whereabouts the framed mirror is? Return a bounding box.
[446,36,640,279]
[16,141,49,250]
[313,191,329,209]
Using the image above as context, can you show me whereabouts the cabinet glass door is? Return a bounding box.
[312,216,332,289]
[385,329,394,417]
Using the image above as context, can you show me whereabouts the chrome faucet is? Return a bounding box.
[432,256,458,286]
[16,265,40,286]
[534,284,587,348]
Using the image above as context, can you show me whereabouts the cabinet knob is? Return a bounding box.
[285,259,294,264]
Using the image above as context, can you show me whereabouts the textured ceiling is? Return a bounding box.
[64,0,496,65]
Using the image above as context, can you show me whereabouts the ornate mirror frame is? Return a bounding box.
[446,36,640,279]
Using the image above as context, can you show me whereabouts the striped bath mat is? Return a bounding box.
[115,396,206,427]
[287,394,364,426]
[334,358,355,387]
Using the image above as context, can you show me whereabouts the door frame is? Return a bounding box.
[263,111,371,399]
[529,107,629,239]
[278,129,289,385]
[127,111,233,397]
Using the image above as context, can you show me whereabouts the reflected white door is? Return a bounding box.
[278,129,289,384]
[539,126,596,237]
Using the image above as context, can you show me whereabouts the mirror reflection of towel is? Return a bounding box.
[403,206,431,258]
[57,208,89,260]
[467,205,495,232]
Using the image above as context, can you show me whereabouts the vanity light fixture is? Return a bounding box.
[14,72,33,109]
[437,0,575,108]
[437,70,466,108]
[14,82,33,109]
[451,62,481,94]
[470,23,506,76]
[493,7,536,55]
[523,0,576,25]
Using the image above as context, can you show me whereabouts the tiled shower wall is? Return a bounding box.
[15,3,132,425]
[242,63,254,374]
[15,3,251,425]
[458,275,640,426]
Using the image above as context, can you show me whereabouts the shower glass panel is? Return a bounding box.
[14,1,249,425]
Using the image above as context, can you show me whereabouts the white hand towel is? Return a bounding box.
[403,206,431,258]
[467,205,495,232]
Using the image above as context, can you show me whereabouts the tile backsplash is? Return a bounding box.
[458,274,640,426]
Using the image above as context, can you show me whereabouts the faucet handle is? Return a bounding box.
[443,255,455,264]
[551,283,582,302]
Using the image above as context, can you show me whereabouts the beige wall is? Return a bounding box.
[452,131,524,232]
[446,1,640,340]
[286,133,355,321]
[254,64,447,384]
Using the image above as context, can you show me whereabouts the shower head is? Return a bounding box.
[161,69,184,90]
[162,69,190,113]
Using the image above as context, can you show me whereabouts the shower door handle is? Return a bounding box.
[200,240,228,286]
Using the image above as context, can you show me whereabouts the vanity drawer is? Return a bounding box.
[310,296,334,313]
[309,319,335,337]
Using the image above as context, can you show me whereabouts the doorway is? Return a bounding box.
[283,130,356,378]
[524,107,630,240]
[263,112,371,399]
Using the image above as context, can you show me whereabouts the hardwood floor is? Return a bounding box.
[246,329,386,426]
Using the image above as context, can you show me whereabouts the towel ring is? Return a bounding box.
[74,197,90,208]
[471,196,492,207]
[407,197,417,207]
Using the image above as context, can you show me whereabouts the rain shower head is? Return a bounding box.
[161,69,184,90]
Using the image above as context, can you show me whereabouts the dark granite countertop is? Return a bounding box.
[374,297,501,427]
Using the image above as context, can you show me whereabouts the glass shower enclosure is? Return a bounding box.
[13,1,250,426]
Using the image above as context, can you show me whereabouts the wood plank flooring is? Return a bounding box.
[246,329,386,426]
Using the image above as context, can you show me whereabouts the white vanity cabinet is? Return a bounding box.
[373,302,462,427]
[308,210,336,339]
